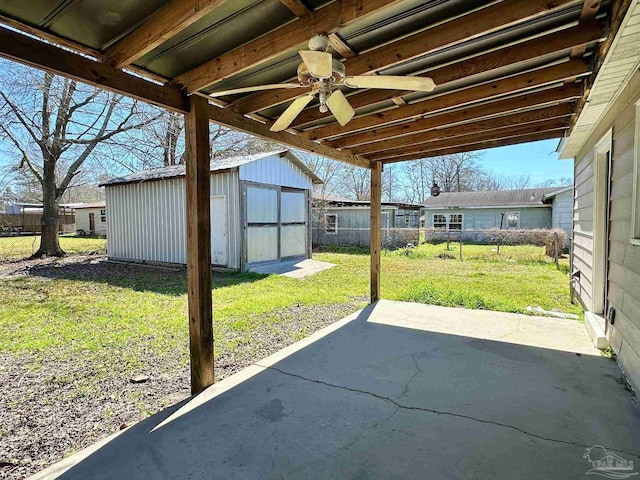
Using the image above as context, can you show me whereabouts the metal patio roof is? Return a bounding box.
[0,0,631,168]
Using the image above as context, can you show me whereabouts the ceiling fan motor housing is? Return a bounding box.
[297,59,345,86]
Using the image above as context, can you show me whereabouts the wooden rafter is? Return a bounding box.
[328,33,357,58]
[169,0,402,92]
[290,20,605,127]
[380,131,566,164]
[279,0,311,17]
[230,0,579,114]
[0,26,369,168]
[103,0,231,69]
[351,104,574,155]
[329,85,582,149]
[309,60,591,140]
[367,120,570,161]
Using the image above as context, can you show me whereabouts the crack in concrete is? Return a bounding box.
[256,363,640,460]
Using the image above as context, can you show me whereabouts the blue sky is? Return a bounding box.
[475,139,573,184]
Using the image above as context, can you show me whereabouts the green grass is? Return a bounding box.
[0,235,105,259]
[0,239,580,360]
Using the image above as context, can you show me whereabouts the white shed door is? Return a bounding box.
[210,196,228,266]
[246,186,279,263]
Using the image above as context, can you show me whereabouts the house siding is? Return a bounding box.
[75,207,107,235]
[424,207,552,229]
[572,68,640,392]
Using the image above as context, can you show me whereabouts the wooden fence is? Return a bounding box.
[0,212,75,235]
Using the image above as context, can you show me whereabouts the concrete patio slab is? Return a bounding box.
[248,258,335,278]
[31,301,640,480]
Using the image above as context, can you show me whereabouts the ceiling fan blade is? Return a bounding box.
[270,95,315,132]
[299,50,333,78]
[344,75,436,92]
[326,90,355,127]
[209,83,303,98]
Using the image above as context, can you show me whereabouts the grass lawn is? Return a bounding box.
[0,235,578,478]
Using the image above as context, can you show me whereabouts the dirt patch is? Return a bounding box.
[0,255,364,479]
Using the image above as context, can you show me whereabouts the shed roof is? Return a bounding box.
[422,188,561,209]
[100,150,322,187]
[313,194,422,210]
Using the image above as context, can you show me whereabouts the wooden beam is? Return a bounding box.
[309,60,590,140]
[0,26,189,113]
[329,85,582,149]
[329,33,357,58]
[170,0,402,92]
[352,104,574,155]
[0,27,365,167]
[279,0,311,17]
[231,0,578,114]
[571,0,602,57]
[185,94,214,394]
[102,0,230,69]
[205,102,371,168]
[368,121,570,161]
[290,20,605,127]
[380,131,566,164]
[370,161,382,303]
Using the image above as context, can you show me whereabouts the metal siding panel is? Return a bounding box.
[281,191,306,223]
[239,155,312,190]
[247,226,278,262]
[281,225,306,257]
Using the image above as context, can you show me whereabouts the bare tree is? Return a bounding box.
[382,165,399,202]
[339,164,371,200]
[0,62,162,256]
[501,174,531,190]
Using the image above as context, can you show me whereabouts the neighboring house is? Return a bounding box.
[423,187,573,242]
[74,202,107,236]
[100,150,322,271]
[312,195,422,247]
[558,3,640,392]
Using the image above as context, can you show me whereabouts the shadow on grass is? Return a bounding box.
[21,257,268,296]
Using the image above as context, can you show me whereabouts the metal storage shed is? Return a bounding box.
[100,150,322,271]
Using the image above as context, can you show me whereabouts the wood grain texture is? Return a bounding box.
[351,105,574,155]
[0,27,189,113]
[185,94,215,394]
[329,85,582,149]
[231,0,578,114]
[310,60,590,140]
[290,20,605,127]
[170,0,402,92]
[279,0,311,17]
[206,102,371,168]
[370,161,382,303]
[381,131,565,164]
[368,120,570,161]
[103,0,230,68]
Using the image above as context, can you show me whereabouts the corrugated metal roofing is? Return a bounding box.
[100,149,322,186]
[423,187,562,208]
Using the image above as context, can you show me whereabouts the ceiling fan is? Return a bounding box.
[209,34,436,132]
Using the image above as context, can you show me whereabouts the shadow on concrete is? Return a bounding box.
[37,302,640,480]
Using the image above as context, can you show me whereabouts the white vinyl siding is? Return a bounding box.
[632,101,640,245]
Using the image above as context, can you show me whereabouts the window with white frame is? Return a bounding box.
[325,214,337,234]
[632,101,640,245]
[507,212,519,229]
[100,209,106,223]
[449,214,463,230]
[433,214,446,229]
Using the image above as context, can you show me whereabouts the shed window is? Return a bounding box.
[632,101,640,246]
[325,214,337,234]
[449,214,463,230]
[433,214,446,229]
[507,212,519,229]
[100,209,106,223]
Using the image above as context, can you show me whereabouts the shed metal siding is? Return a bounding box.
[571,68,640,393]
[105,170,241,269]
[239,154,312,189]
[424,207,552,229]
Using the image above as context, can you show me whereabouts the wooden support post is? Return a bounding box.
[185,94,214,394]
[370,161,382,303]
